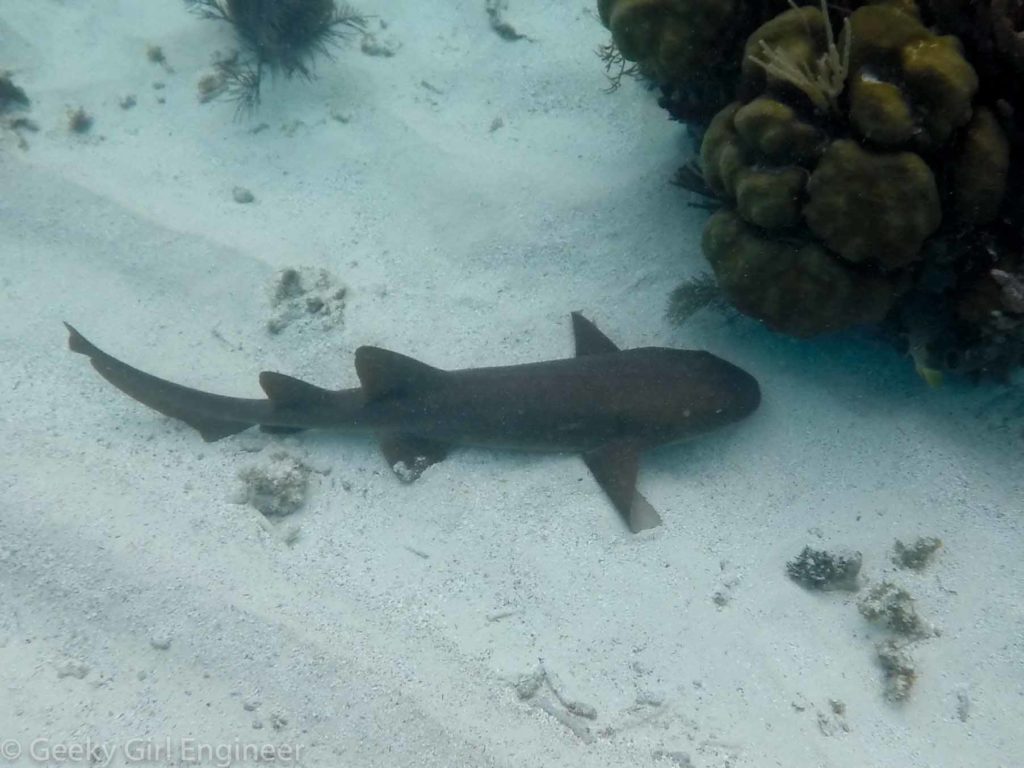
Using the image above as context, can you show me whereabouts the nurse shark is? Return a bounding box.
[65,313,759,532]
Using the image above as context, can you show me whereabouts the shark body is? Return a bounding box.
[65,313,760,532]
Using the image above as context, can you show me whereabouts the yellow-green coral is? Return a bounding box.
[600,0,1019,369]
[703,210,899,336]
[844,1,928,72]
[700,101,743,196]
[740,2,978,148]
[733,96,823,164]
[803,139,941,270]
[734,167,806,229]
[901,36,978,145]
[848,76,915,144]
[950,106,1010,226]
[598,0,739,84]
[846,4,978,148]
[691,1,998,342]
[700,98,821,229]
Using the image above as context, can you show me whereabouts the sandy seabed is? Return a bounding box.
[1,2,1022,766]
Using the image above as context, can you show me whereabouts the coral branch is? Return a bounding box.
[748,0,850,114]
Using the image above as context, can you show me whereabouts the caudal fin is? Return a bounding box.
[65,322,261,442]
[65,322,101,356]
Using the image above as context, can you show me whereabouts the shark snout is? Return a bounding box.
[731,366,761,417]
[701,356,761,423]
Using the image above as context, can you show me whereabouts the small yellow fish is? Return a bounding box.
[910,343,943,388]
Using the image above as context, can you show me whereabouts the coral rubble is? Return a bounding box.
[892,536,943,570]
[857,580,933,637]
[858,580,938,701]
[786,545,862,591]
[266,266,347,334]
[875,637,917,702]
[237,452,312,517]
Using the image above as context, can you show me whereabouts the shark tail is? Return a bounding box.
[65,323,265,442]
[66,322,100,356]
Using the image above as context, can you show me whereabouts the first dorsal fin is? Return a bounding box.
[354,346,444,401]
[259,371,334,405]
[571,312,620,356]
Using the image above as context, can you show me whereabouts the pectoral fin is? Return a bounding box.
[380,432,450,482]
[583,442,662,533]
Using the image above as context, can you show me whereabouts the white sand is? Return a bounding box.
[2,2,1022,766]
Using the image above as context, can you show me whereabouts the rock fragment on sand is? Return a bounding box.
[67,106,93,134]
[562,699,597,719]
[787,546,862,591]
[513,664,597,740]
[486,0,527,41]
[267,267,347,334]
[232,186,255,204]
[391,457,432,483]
[361,34,400,57]
[237,452,311,518]
[197,71,228,103]
[875,638,917,702]
[858,580,939,702]
[146,44,170,70]
[892,536,943,570]
[816,698,849,735]
[651,750,693,767]
[56,659,91,679]
[514,668,544,700]
[956,688,971,721]
[857,581,933,637]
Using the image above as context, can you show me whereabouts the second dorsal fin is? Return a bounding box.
[259,371,334,405]
[354,346,445,401]
[571,312,620,356]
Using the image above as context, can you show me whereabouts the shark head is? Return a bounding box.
[620,348,760,447]
[693,351,761,423]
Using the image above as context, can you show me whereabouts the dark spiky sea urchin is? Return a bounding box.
[186,0,365,114]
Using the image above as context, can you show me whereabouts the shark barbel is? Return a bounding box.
[65,313,760,532]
